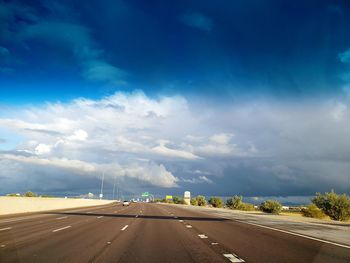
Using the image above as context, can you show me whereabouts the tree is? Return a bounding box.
[312,190,350,221]
[259,200,282,214]
[208,197,223,208]
[24,191,37,197]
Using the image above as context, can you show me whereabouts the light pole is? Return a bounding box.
[99,171,105,200]
[112,175,117,200]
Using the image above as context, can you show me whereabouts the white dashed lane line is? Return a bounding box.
[198,234,208,239]
[97,216,103,219]
[211,242,219,245]
[56,216,67,220]
[121,225,129,231]
[0,227,12,231]
[186,225,192,228]
[223,253,245,262]
[52,226,71,233]
[179,220,183,222]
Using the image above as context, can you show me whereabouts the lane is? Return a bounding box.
[0,203,123,247]
[96,202,228,263]
[2,202,349,263]
[0,202,138,263]
[163,204,350,263]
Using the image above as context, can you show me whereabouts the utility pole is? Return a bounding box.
[99,171,105,200]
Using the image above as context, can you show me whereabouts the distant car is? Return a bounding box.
[123,201,130,206]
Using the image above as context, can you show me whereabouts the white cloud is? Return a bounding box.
[180,175,213,184]
[1,92,350,195]
[210,133,233,144]
[35,143,52,155]
[67,129,88,141]
[151,140,201,160]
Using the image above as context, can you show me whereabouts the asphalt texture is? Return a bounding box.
[0,202,349,263]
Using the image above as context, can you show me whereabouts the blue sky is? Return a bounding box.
[0,0,350,200]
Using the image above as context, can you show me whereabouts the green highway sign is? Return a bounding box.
[142,192,149,197]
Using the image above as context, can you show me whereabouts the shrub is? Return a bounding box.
[226,196,255,211]
[6,193,21,197]
[190,198,198,206]
[190,195,207,206]
[239,203,256,211]
[208,197,223,208]
[301,204,326,219]
[196,195,207,206]
[24,191,37,197]
[226,195,243,209]
[173,196,186,204]
[259,200,282,214]
[312,190,350,221]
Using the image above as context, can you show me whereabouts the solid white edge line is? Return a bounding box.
[121,225,129,231]
[0,227,12,231]
[97,216,103,218]
[52,225,71,232]
[231,219,350,249]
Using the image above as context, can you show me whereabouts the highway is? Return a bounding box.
[0,202,349,263]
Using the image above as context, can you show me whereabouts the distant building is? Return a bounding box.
[184,191,191,205]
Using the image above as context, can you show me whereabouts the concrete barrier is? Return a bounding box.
[0,196,114,215]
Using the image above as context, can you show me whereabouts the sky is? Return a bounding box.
[0,0,350,200]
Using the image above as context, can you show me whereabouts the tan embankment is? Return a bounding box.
[0,196,114,215]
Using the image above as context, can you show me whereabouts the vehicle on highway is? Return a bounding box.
[123,201,130,206]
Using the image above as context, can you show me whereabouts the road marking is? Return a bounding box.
[135,215,138,218]
[186,225,192,228]
[179,220,183,222]
[0,215,49,224]
[56,216,67,220]
[52,226,71,232]
[0,227,12,231]
[1,245,5,248]
[97,216,103,218]
[174,216,178,219]
[234,220,350,249]
[198,234,208,239]
[223,253,245,262]
[211,242,219,245]
[121,225,129,231]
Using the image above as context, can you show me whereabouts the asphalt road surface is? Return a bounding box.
[0,202,349,263]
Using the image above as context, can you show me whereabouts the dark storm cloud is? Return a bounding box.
[1,0,350,99]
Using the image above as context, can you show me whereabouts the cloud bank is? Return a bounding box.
[0,92,349,196]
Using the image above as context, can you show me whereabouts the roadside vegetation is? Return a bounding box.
[6,191,54,198]
[259,200,282,214]
[301,204,326,219]
[190,195,207,206]
[208,197,223,208]
[311,190,350,221]
[226,195,255,211]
